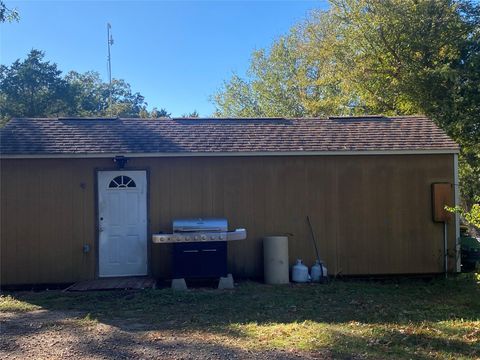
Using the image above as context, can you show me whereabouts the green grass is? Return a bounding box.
[1,274,479,359]
[0,294,41,312]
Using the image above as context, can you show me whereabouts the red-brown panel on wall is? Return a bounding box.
[432,183,453,222]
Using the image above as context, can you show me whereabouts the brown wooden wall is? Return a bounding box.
[0,154,456,285]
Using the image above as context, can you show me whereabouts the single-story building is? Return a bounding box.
[0,116,460,286]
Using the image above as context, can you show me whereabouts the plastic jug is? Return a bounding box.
[311,260,327,282]
[292,259,310,283]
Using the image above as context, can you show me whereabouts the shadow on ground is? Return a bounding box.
[1,274,479,359]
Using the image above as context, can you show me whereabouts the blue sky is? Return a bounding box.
[1,1,328,116]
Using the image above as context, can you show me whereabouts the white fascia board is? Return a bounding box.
[0,149,459,159]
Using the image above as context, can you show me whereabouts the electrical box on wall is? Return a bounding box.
[432,183,453,222]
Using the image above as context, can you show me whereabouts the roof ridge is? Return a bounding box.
[8,115,431,121]
[58,117,119,121]
[328,115,385,119]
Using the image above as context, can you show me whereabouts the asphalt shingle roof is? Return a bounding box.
[0,116,459,156]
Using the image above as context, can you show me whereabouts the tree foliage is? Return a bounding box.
[0,50,71,117]
[181,110,200,118]
[0,1,19,23]
[0,50,168,120]
[66,70,148,117]
[447,196,480,230]
[211,9,358,118]
[212,0,480,208]
[149,108,171,118]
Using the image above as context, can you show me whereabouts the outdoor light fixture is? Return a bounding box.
[113,155,129,169]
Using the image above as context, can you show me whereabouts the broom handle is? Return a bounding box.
[307,216,321,265]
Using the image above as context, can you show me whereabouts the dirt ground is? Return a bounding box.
[0,309,331,360]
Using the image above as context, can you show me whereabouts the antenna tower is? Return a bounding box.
[107,23,114,107]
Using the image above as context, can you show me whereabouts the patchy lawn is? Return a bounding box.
[1,274,479,359]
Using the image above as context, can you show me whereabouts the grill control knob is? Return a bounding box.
[200,234,207,241]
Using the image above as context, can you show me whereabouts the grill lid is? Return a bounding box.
[173,218,228,233]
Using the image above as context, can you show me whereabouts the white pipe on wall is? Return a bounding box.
[444,221,448,278]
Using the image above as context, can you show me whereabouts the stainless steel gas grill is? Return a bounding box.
[152,218,246,244]
[152,218,247,285]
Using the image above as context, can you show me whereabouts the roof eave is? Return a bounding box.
[0,149,460,159]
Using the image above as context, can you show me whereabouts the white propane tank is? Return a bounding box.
[311,260,328,282]
[292,259,310,283]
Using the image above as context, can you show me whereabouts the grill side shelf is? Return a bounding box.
[152,229,247,244]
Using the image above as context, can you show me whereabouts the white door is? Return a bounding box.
[98,170,148,277]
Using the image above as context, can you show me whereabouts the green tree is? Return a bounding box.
[330,0,480,135]
[66,71,149,117]
[447,196,480,229]
[0,50,72,118]
[330,0,480,208]
[212,11,357,117]
[213,74,262,117]
[0,50,169,121]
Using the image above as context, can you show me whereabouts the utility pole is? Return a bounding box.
[107,23,114,108]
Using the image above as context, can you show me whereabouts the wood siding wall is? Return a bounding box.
[0,154,456,285]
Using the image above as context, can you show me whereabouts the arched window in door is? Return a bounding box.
[108,175,136,188]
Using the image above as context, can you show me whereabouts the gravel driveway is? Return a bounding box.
[0,310,331,359]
